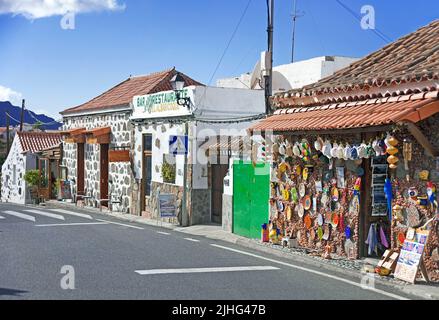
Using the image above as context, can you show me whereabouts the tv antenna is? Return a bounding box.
[291,0,305,63]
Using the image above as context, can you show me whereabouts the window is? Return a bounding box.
[162,154,176,184]
[12,164,16,185]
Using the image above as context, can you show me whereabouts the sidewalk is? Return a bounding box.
[43,200,439,300]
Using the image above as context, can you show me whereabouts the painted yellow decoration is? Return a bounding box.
[387,136,399,147]
[386,146,399,155]
[419,170,429,181]
[303,167,309,181]
[387,155,399,165]
[389,164,398,170]
[282,189,290,201]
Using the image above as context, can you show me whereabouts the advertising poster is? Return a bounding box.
[159,194,177,217]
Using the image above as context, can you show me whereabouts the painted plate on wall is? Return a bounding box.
[277,200,284,212]
[303,195,311,210]
[286,205,292,220]
[345,226,351,239]
[298,203,305,218]
[304,214,312,230]
[291,187,299,203]
[317,227,323,240]
[299,183,306,197]
[317,213,324,226]
[321,193,329,207]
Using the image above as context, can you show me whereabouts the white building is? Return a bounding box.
[131,84,265,225]
[1,132,62,204]
[217,56,359,93]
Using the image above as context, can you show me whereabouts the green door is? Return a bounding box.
[233,160,270,239]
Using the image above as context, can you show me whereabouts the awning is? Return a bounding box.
[85,126,111,144]
[200,136,252,155]
[250,94,439,133]
[62,127,87,143]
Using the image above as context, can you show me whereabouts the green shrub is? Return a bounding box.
[24,170,40,187]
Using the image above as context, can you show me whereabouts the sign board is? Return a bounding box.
[394,229,430,283]
[60,180,72,200]
[132,88,194,119]
[158,193,176,217]
[169,135,188,155]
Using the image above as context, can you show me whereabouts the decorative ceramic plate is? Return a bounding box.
[286,205,292,220]
[331,187,339,202]
[298,203,304,218]
[303,167,309,181]
[317,227,323,240]
[299,183,306,197]
[321,193,329,207]
[282,189,290,201]
[303,195,311,210]
[332,213,339,226]
[317,213,324,226]
[277,200,284,212]
[398,232,406,245]
[291,187,299,203]
[304,214,312,230]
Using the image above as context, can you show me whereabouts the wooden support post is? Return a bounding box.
[400,121,439,157]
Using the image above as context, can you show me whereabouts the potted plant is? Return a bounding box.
[24,170,40,204]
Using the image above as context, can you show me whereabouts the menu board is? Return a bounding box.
[158,194,176,217]
[394,230,429,283]
[60,180,72,200]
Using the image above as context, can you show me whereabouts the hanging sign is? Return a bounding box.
[394,229,430,283]
[132,88,194,119]
[169,135,188,155]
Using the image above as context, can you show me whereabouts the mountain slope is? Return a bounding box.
[0,101,61,130]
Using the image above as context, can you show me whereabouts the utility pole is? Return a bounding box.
[20,99,25,132]
[264,0,274,115]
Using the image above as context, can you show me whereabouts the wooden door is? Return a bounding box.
[77,143,85,194]
[100,144,109,207]
[211,164,229,224]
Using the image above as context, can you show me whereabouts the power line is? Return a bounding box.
[206,0,253,86]
[25,108,61,126]
[335,0,392,43]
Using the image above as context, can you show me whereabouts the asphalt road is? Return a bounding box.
[0,202,416,300]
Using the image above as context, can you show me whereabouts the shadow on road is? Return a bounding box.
[0,287,28,297]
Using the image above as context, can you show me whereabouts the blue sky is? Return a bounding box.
[0,0,438,119]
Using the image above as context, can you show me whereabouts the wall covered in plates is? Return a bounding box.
[269,133,364,259]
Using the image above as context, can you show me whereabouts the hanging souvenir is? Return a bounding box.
[272,143,280,154]
[372,139,381,157]
[312,196,317,213]
[331,143,339,158]
[337,143,345,159]
[314,137,324,152]
[294,165,302,176]
[282,189,290,201]
[345,226,351,239]
[386,135,399,147]
[358,143,368,158]
[304,214,312,230]
[276,200,284,213]
[285,140,293,157]
[403,138,412,181]
[317,213,324,226]
[392,204,404,222]
[279,143,286,156]
[303,195,311,210]
[321,193,329,208]
[397,232,406,246]
[293,142,301,157]
[332,213,339,227]
[350,145,359,160]
[299,183,306,197]
[419,170,429,181]
[426,182,437,207]
[278,161,288,174]
[336,167,345,188]
[384,178,393,221]
[322,225,331,241]
[378,139,387,155]
[322,140,332,159]
[315,180,323,192]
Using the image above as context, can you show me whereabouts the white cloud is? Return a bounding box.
[0,0,125,19]
[0,85,23,106]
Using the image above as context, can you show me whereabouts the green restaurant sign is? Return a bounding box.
[134,89,190,114]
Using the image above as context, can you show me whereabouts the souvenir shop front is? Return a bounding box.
[250,96,439,280]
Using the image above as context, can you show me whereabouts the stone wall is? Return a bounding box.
[142,181,182,225]
[62,111,133,213]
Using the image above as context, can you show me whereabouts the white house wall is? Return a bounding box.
[1,136,27,204]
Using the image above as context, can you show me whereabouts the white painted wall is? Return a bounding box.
[216,56,359,93]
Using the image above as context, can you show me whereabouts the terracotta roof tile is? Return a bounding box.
[250,97,439,132]
[17,132,62,154]
[61,68,203,115]
[273,19,439,107]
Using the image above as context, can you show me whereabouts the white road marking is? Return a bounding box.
[211,244,409,301]
[157,231,170,235]
[95,219,144,230]
[184,237,200,242]
[2,210,36,222]
[35,222,109,227]
[49,209,93,220]
[135,266,279,275]
[24,209,65,221]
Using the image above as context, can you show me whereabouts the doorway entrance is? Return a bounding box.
[77,143,85,194]
[211,164,229,224]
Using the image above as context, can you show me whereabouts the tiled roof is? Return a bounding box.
[250,92,439,132]
[17,132,63,154]
[273,19,439,107]
[61,68,203,115]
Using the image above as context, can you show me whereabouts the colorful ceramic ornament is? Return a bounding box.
[322,140,332,158]
[386,145,398,155]
[279,143,286,155]
[303,195,311,210]
[303,167,309,181]
[337,143,345,159]
[304,214,312,230]
[298,203,304,218]
[317,213,324,226]
[331,143,339,158]
[387,155,399,165]
[293,143,301,157]
[282,189,290,201]
[332,213,339,226]
[321,193,329,208]
[317,227,323,240]
[286,205,292,220]
[291,187,299,203]
[314,137,324,151]
[397,232,406,245]
[386,135,399,147]
[286,141,293,157]
[299,183,306,197]
[277,200,284,212]
[419,170,429,181]
[331,187,339,202]
[345,226,351,239]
